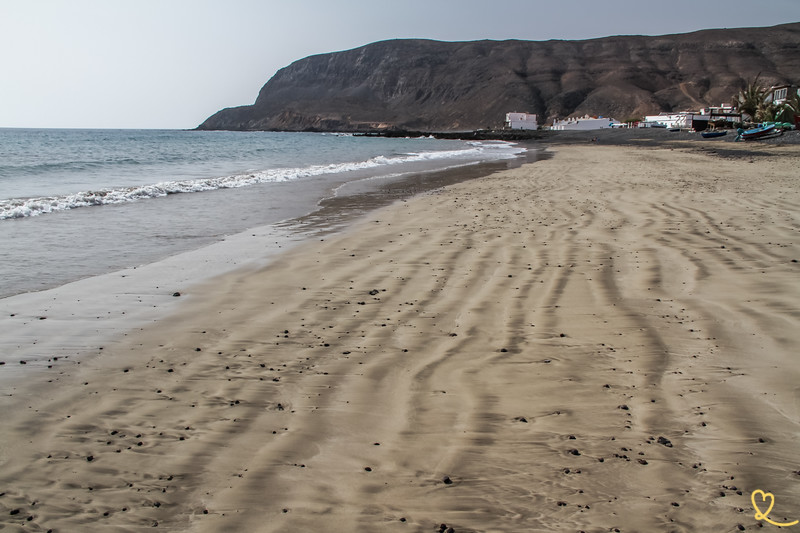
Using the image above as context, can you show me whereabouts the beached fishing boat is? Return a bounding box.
[737,124,777,141]
[701,130,727,139]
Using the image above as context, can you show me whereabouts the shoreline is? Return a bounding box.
[1,141,799,531]
[0,153,535,374]
[361,126,800,149]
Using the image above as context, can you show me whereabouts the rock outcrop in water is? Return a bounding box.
[198,23,800,132]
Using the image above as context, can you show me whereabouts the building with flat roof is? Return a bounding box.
[506,112,538,130]
[551,115,620,130]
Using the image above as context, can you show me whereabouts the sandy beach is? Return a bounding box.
[1,141,799,532]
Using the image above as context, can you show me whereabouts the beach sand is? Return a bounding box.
[1,142,799,532]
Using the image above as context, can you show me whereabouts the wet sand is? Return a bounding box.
[1,142,799,532]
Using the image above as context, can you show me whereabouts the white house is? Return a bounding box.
[506,112,538,130]
[551,115,620,130]
[642,113,692,129]
[765,84,799,105]
[642,105,742,130]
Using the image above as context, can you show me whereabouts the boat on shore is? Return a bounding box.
[701,130,727,139]
[736,124,778,141]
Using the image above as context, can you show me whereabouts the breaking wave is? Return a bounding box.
[0,142,523,220]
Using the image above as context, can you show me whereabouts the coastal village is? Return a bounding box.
[506,82,800,137]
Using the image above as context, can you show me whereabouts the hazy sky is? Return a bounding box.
[2,0,799,129]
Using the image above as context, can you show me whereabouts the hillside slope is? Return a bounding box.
[198,23,800,131]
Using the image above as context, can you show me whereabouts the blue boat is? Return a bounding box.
[701,130,727,139]
[737,124,777,141]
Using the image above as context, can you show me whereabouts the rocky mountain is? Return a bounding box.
[198,23,800,132]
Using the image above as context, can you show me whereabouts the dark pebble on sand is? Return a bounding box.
[568,449,581,456]
[364,467,372,472]
[369,289,380,295]
[638,459,648,465]
[172,292,181,297]
[657,436,673,447]
[10,509,20,515]
[87,455,94,462]
[618,404,629,410]
[442,475,453,484]
[500,348,508,352]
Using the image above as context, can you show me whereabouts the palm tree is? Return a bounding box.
[756,100,781,123]
[777,89,800,125]
[757,89,800,125]
[731,75,766,122]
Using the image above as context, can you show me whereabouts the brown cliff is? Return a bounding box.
[198,23,800,132]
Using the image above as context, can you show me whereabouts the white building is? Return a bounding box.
[641,113,692,129]
[551,115,620,130]
[766,84,799,105]
[506,112,538,130]
[642,105,741,130]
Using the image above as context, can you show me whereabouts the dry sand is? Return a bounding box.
[1,142,799,532]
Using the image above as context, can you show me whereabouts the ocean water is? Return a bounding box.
[0,129,525,297]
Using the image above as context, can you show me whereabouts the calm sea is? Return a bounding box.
[0,129,524,297]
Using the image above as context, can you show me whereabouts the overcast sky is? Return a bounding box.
[2,0,798,129]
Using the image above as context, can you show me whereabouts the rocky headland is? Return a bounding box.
[198,22,800,132]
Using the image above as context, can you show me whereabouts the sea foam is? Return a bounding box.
[0,141,522,219]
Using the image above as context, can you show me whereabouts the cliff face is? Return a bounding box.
[198,23,800,132]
